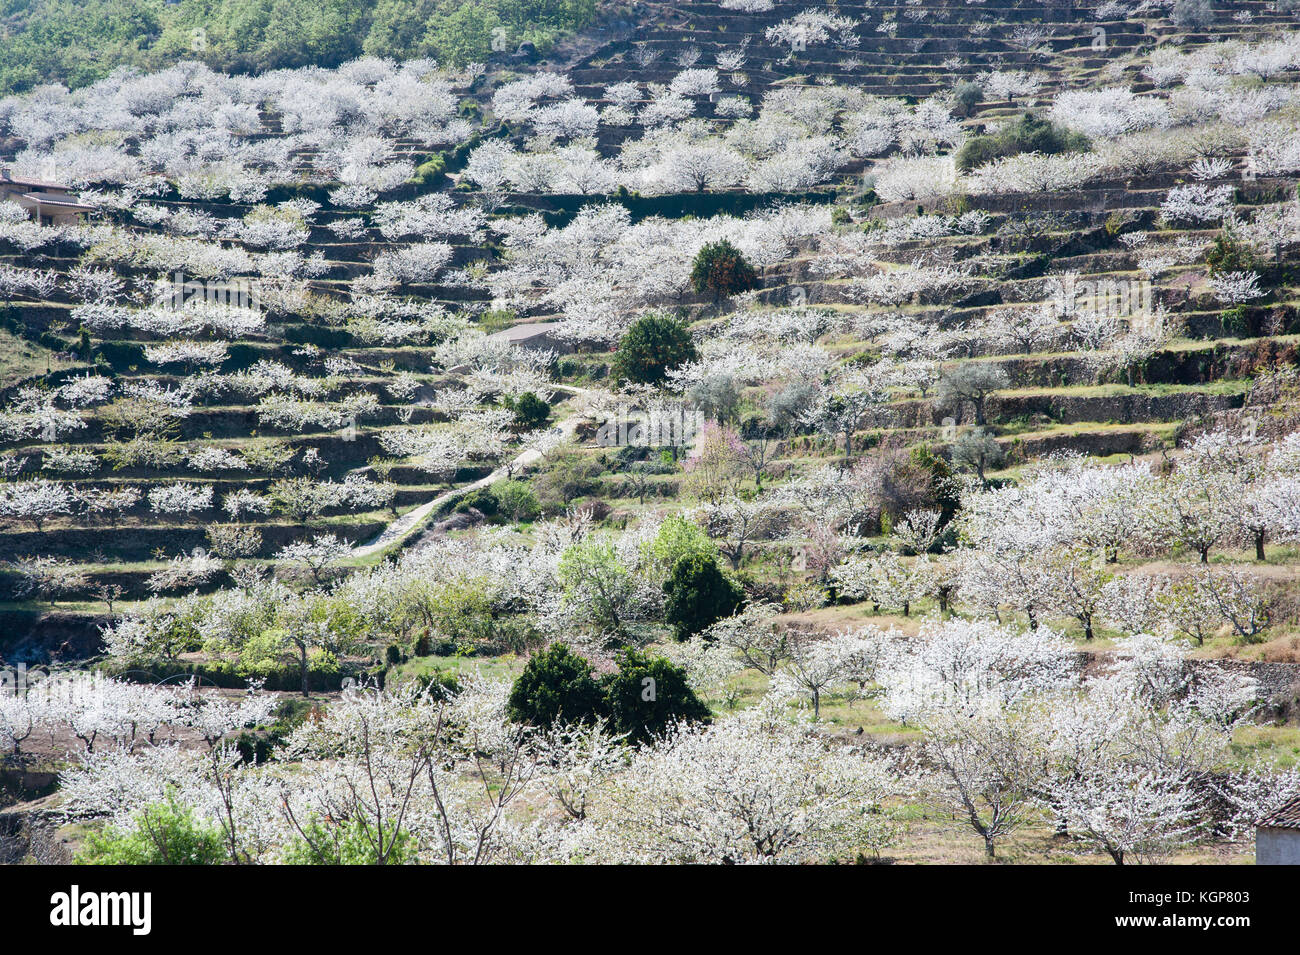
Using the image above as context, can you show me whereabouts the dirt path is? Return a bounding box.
[353,385,598,558]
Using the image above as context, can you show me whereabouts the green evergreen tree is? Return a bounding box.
[505,391,550,429]
[611,314,697,385]
[506,643,608,729]
[601,649,712,744]
[690,239,760,302]
[663,552,744,641]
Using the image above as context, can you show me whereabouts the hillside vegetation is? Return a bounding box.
[1,0,1300,867]
[0,0,599,95]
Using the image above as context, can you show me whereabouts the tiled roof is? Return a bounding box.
[1258,795,1300,830]
[21,191,94,210]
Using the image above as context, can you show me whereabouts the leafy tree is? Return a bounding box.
[398,576,498,649]
[282,816,417,865]
[504,391,550,429]
[506,643,608,729]
[77,792,226,865]
[951,428,1005,485]
[557,537,636,633]
[909,444,962,521]
[0,0,599,95]
[494,479,541,522]
[644,513,716,578]
[611,314,697,385]
[533,449,602,507]
[954,81,984,117]
[663,552,745,641]
[955,114,1090,173]
[936,363,1009,426]
[768,379,820,432]
[1206,228,1257,276]
[601,649,712,745]
[1172,0,1215,27]
[364,0,441,57]
[690,239,760,302]
[686,374,740,424]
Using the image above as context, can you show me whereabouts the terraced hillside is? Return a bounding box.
[0,0,1293,652]
[1,0,1300,867]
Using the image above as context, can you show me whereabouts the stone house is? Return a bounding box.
[1256,794,1300,865]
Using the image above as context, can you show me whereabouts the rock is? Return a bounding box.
[426,507,486,538]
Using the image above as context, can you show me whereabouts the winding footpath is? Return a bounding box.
[352,384,597,559]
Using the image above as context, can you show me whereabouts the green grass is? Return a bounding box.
[384,652,527,688]
[0,328,75,383]
[1230,725,1300,770]
[997,379,1252,399]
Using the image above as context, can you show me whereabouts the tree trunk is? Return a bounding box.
[1255,530,1266,562]
[1199,546,1210,564]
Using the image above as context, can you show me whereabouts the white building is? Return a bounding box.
[1256,795,1300,865]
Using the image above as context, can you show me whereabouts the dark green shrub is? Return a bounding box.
[411,153,447,185]
[663,552,744,641]
[234,730,279,765]
[506,643,609,729]
[456,487,499,516]
[611,314,697,385]
[601,649,712,745]
[1222,306,1251,337]
[955,114,1090,173]
[1206,229,1257,275]
[954,81,984,116]
[690,239,760,301]
[504,390,550,429]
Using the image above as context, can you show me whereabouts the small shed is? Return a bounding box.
[487,321,572,355]
[1256,795,1300,865]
